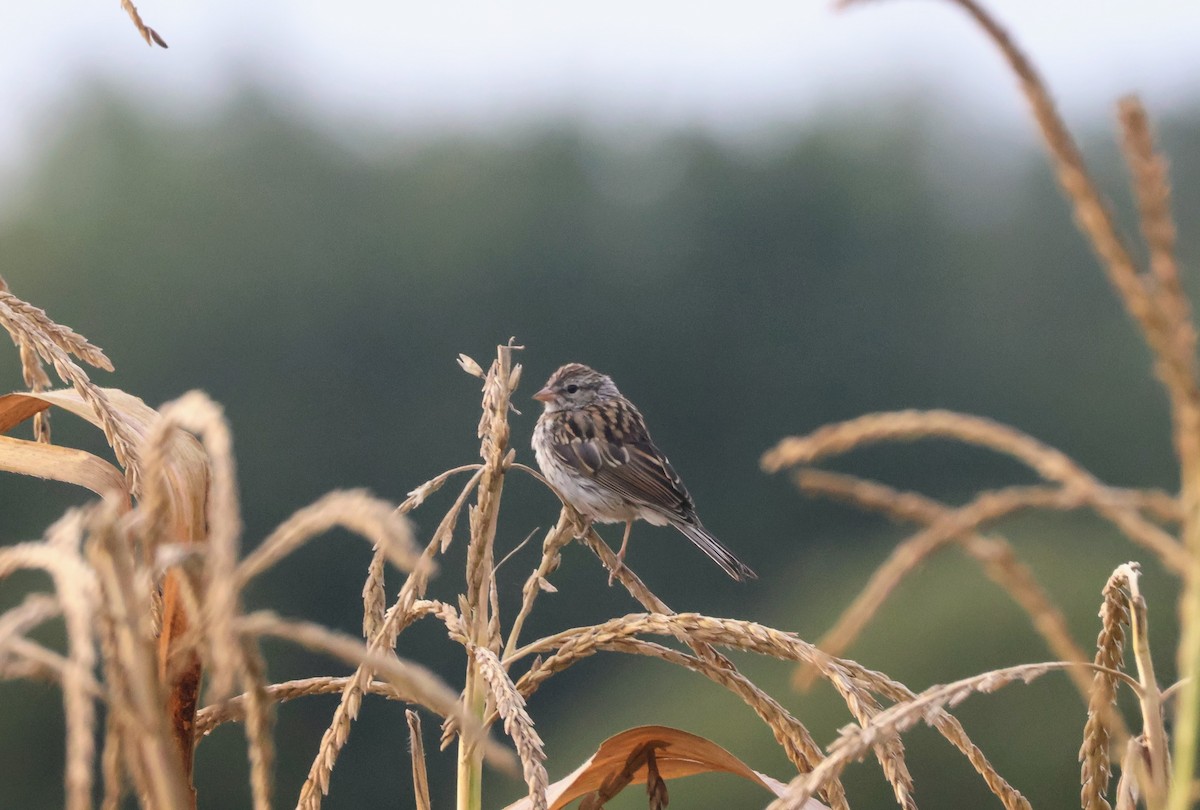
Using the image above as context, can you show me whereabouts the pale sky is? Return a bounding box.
[2,1,1199,163]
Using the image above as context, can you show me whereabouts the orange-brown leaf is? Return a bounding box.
[503,725,825,810]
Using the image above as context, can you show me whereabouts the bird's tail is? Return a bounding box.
[675,522,757,581]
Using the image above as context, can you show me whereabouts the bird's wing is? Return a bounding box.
[549,403,695,522]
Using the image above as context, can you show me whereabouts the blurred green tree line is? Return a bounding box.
[1,86,1198,807]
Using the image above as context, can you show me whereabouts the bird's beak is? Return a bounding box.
[533,387,555,403]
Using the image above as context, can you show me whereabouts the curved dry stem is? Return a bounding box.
[763,410,1188,573]
[511,611,1033,808]
[400,463,484,513]
[798,482,1080,664]
[826,15,1200,796]
[236,489,420,586]
[768,660,1136,810]
[580,527,737,670]
[195,676,410,738]
[236,611,489,749]
[0,636,105,697]
[510,636,849,810]
[795,472,1099,700]
[0,593,63,651]
[764,410,1085,481]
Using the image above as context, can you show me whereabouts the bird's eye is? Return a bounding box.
[565,384,579,394]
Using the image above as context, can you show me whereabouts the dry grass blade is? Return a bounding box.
[769,661,1137,810]
[0,431,127,496]
[153,391,243,704]
[239,609,518,797]
[129,392,213,798]
[763,410,1188,573]
[0,391,51,433]
[236,489,420,586]
[2,386,212,512]
[407,710,433,810]
[119,0,168,46]
[0,635,104,695]
[475,646,548,810]
[795,471,1098,703]
[0,515,101,810]
[195,676,409,737]
[87,501,194,810]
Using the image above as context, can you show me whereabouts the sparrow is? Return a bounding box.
[532,362,756,582]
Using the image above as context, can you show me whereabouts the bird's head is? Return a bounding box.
[533,363,620,412]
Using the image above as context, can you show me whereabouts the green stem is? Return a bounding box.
[1168,537,1200,810]
[1168,463,1200,810]
[455,665,486,810]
